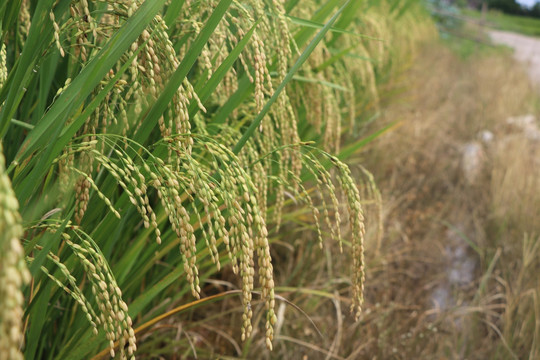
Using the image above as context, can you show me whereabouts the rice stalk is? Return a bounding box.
[0,0,436,358]
[0,142,30,360]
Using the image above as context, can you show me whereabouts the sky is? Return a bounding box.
[517,0,539,8]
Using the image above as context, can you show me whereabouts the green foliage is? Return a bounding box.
[463,7,540,36]
[488,0,523,15]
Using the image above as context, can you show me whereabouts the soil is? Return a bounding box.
[489,30,540,89]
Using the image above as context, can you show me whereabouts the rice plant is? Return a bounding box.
[0,0,434,358]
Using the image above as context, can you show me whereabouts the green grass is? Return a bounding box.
[441,28,511,59]
[463,8,540,37]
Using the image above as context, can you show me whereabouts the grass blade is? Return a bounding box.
[286,13,381,41]
[0,0,64,138]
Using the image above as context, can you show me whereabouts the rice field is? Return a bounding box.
[8,1,538,359]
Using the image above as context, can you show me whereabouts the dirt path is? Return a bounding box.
[489,30,540,89]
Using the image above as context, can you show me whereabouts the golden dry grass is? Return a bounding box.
[357,44,540,359]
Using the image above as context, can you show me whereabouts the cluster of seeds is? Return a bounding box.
[48,0,306,255]
[18,0,31,45]
[52,0,209,214]
[322,85,342,153]
[303,154,343,250]
[50,11,65,57]
[59,131,277,349]
[284,2,420,147]
[202,140,276,346]
[67,230,136,359]
[39,250,100,334]
[203,124,369,324]
[333,159,366,319]
[0,143,30,360]
[356,165,383,253]
[277,145,370,319]
[74,151,93,224]
[172,0,305,230]
[156,136,277,346]
[33,223,136,360]
[94,145,161,243]
[237,141,368,320]
[150,163,201,297]
[33,0,416,354]
[0,44,7,88]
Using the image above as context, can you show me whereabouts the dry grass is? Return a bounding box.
[356,44,540,359]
